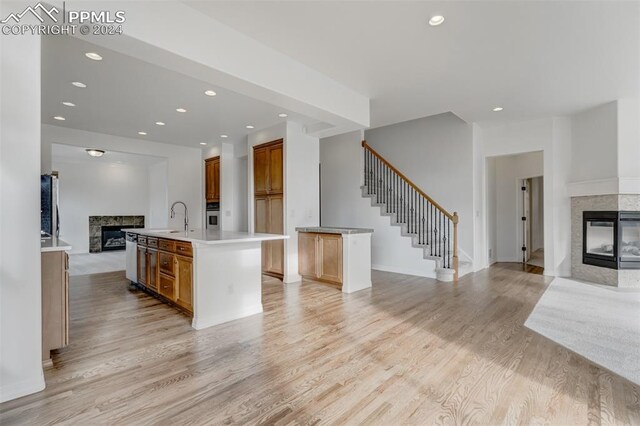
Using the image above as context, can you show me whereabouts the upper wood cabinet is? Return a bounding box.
[205,156,220,202]
[254,140,283,195]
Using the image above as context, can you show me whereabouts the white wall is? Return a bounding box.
[52,160,152,254]
[492,152,543,262]
[476,117,572,276]
[364,113,475,259]
[570,101,618,183]
[0,7,45,402]
[320,130,440,277]
[42,126,203,231]
[247,121,320,283]
[148,161,169,228]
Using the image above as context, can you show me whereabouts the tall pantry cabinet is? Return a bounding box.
[253,139,284,278]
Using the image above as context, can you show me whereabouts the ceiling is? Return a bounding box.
[187,1,640,128]
[52,143,166,166]
[42,35,317,148]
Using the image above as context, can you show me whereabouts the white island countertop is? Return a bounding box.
[123,228,288,245]
[41,238,72,252]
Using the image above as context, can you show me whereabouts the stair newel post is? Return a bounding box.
[453,212,459,281]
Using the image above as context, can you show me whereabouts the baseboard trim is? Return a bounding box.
[371,263,436,279]
[192,303,263,330]
[0,373,45,403]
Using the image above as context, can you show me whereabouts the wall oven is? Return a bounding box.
[206,202,220,231]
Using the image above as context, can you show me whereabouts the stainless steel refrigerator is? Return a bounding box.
[41,174,59,238]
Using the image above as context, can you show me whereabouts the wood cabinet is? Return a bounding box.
[42,250,69,366]
[254,139,285,278]
[175,255,193,312]
[254,140,283,196]
[298,233,343,287]
[205,156,220,202]
[136,235,193,315]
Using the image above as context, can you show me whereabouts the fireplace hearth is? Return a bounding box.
[583,211,640,270]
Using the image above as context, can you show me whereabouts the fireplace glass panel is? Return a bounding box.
[585,220,615,257]
[620,220,640,260]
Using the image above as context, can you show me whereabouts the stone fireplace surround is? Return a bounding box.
[571,194,640,288]
[89,215,144,253]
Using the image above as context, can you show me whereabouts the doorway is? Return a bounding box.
[522,176,544,270]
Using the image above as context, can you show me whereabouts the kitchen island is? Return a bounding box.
[125,229,288,330]
[296,227,373,293]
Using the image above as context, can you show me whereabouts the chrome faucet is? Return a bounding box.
[170,201,189,231]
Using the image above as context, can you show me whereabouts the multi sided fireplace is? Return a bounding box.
[583,211,640,269]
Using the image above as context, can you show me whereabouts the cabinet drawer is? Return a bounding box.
[138,236,147,246]
[147,237,159,248]
[158,273,176,301]
[175,241,193,257]
[159,252,175,276]
[159,238,175,252]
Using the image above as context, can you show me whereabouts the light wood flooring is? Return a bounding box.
[1,265,639,424]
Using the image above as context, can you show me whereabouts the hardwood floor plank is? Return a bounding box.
[1,265,638,425]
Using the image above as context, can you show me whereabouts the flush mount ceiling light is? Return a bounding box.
[220,134,228,138]
[61,101,75,107]
[428,15,445,26]
[71,81,86,88]
[138,131,147,136]
[246,125,254,129]
[200,142,207,146]
[176,108,187,113]
[492,106,504,112]
[85,52,102,61]
[155,121,165,126]
[86,149,105,157]
[278,113,288,118]
[53,116,65,121]
[204,90,217,97]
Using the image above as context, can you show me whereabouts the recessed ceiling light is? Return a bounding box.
[61,101,75,107]
[200,142,207,146]
[492,107,504,112]
[176,108,187,113]
[71,81,86,88]
[278,113,288,118]
[220,134,228,138]
[138,131,147,136]
[204,90,217,97]
[246,125,254,129]
[85,52,102,61]
[85,149,105,157]
[428,15,445,26]
[53,116,65,121]
[155,121,165,126]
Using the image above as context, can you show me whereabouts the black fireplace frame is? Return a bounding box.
[101,225,128,251]
[583,211,640,270]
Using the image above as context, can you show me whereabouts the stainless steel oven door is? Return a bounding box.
[206,211,220,230]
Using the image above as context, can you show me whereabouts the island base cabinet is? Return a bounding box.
[42,250,69,367]
[175,256,193,312]
[298,233,343,287]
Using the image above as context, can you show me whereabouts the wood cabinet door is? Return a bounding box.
[267,195,284,275]
[253,147,268,195]
[147,248,158,291]
[268,144,283,194]
[137,246,147,285]
[205,160,214,202]
[255,196,270,270]
[159,251,175,276]
[175,255,193,312]
[212,159,220,201]
[318,234,343,284]
[298,233,318,278]
[158,273,176,301]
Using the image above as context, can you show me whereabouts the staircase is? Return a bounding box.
[361,141,468,282]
